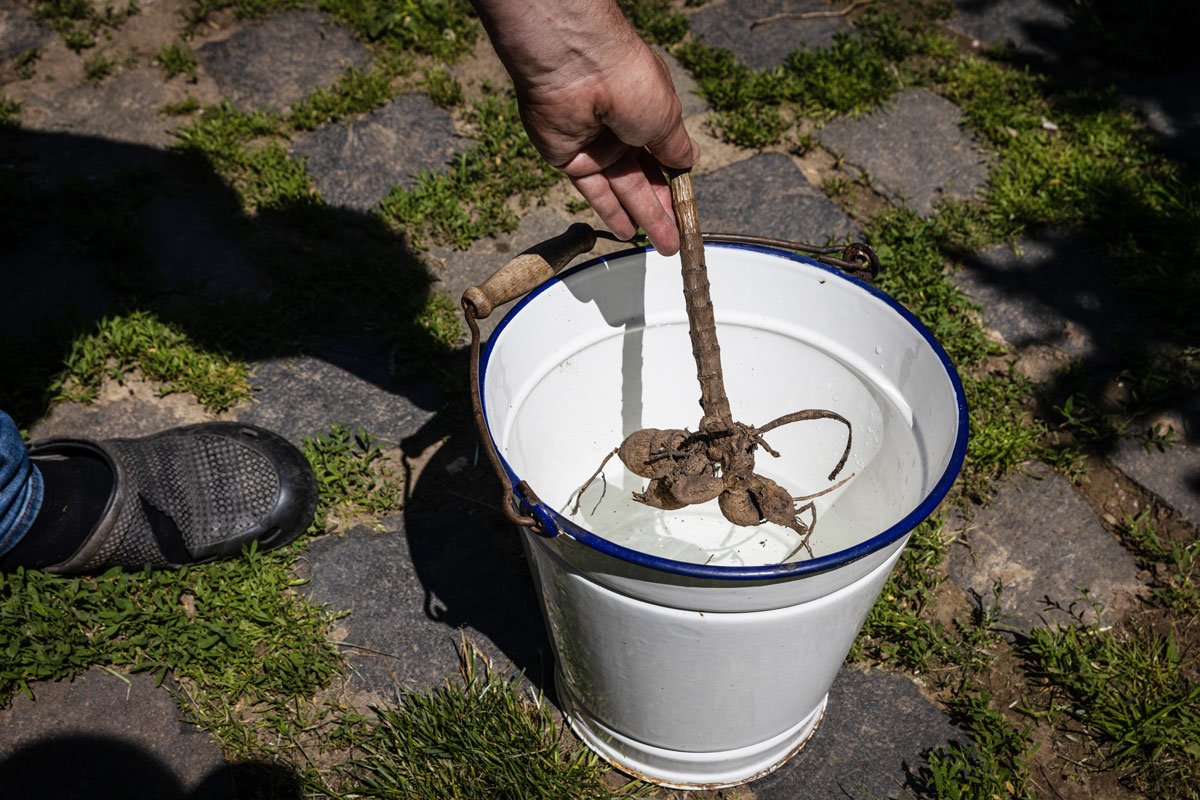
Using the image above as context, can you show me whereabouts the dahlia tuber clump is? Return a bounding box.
[572,171,853,561]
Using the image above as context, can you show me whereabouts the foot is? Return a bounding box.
[1,423,317,573]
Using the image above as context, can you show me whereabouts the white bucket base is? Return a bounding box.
[557,669,827,789]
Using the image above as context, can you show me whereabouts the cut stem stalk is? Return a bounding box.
[669,169,733,431]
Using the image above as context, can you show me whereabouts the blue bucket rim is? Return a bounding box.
[479,241,969,581]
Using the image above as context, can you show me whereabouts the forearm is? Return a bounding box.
[470,0,639,90]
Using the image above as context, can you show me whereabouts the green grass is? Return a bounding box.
[329,648,636,799]
[1021,624,1200,798]
[1115,513,1200,614]
[675,8,953,146]
[378,92,562,249]
[15,48,41,80]
[160,96,201,116]
[0,544,338,712]
[0,96,20,127]
[302,424,403,533]
[83,52,116,82]
[35,0,139,52]
[617,0,688,46]
[924,688,1037,800]
[156,42,198,81]
[288,66,395,130]
[53,311,252,412]
[422,66,463,108]
[319,0,478,60]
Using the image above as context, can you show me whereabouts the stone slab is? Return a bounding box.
[234,354,443,447]
[0,670,234,799]
[197,10,370,112]
[1112,436,1200,529]
[292,93,471,213]
[752,665,964,798]
[947,0,1074,62]
[689,0,852,70]
[427,206,576,341]
[947,461,1145,631]
[300,513,550,698]
[656,46,708,119]
[28,375,215,442]
[1124,70,1200,165]
[11,68,176,148]
[817,89,989,217]
[693,152,858,244]
[951,232,1140,375]
[0,8,52,62]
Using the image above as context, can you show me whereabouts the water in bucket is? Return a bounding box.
[495,249,938,568]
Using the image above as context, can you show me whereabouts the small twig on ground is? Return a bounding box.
[751,0,872,29]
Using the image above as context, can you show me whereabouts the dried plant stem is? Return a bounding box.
[670,170,733,431]
[750,0,871,29]
[570,169,855,563]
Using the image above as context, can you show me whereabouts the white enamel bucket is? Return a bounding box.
[467,238,967,788]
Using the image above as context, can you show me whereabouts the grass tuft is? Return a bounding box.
[378,92,561,249]
[155,42,198,81]
[1021,624,1200,798]
[302,424,403,533]
[333,647,636,799]
[55,311,252,412]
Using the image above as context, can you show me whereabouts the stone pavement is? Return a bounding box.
[1,1,1198,798]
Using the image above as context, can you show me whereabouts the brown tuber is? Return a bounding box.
[571,170,854,562]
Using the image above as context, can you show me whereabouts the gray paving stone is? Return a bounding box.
[948,0,1074,61]
[947,461,1145,631]
[951,232,1139,369]
[1124,70,1200,165]
[752,665,963,798]
[12,68,176,148]
[292,93,471,213]
[0,7,52,62]
[693,152,858,244]
[0,670,235,799]
[28,379,214,442]
[1112,436,1200,529]
[817,89,989,217]
[689,0,852,70]
[235,353,443,447]
[197,10,370,112]
[427,206,576,341]
[300,512,550,697]
[656,46,708,119]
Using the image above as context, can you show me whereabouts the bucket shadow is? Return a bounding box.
[400,400,557,697]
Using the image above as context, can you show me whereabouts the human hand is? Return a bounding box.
[472,0,700,255]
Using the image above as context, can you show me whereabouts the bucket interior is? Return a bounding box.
[482,244,966,572]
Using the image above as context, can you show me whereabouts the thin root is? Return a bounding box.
[782,501,818,561]
[570,447,618,515]
[756,409,853,481]
[794,472,855,502]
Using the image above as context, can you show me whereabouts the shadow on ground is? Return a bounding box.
[1,123,554,699]
[0,734,302,799]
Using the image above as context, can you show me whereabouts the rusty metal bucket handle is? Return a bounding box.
[461,224,880,535]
